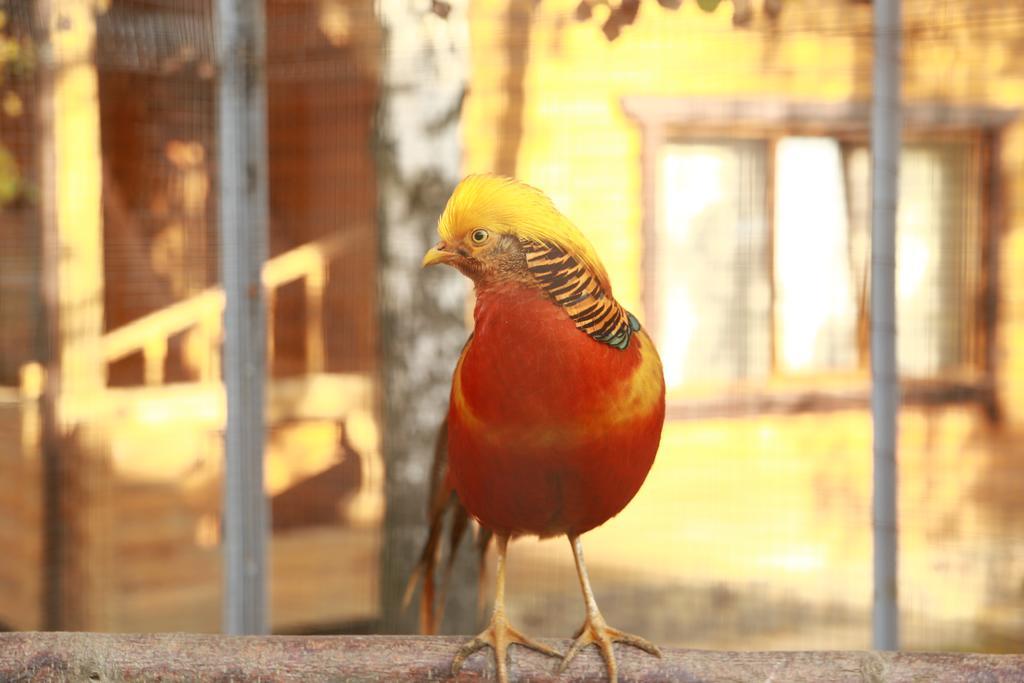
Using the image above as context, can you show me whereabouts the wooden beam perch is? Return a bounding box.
[2,633,1023,682]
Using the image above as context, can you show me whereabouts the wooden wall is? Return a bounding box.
[97,0,380,385]
[49,378,380,633]
[0,373,43,631]
[266,0,380,377]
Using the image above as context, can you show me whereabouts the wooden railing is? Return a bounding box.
[101,232,353,385]
[2,633,1023,681]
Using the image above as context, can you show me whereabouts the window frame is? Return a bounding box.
[623,97,1015,418]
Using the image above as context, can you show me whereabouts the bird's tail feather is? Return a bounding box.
[404,415,494,634]
[435,500,469,625]
[402,416,454,634]
[401,501,445,633]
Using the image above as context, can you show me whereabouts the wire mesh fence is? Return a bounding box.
[0,0,1022,655]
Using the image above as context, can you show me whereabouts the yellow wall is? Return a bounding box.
[464,0,1024,650]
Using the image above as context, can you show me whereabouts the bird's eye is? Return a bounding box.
[470,229,489,245]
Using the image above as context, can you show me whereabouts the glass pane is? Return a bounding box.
[844,143,974,377]
[774,137,859,373]
[657,141,771,388]
[897,143,972,377]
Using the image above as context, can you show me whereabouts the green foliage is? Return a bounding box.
[0,145,19,204]
[0,7,30,207]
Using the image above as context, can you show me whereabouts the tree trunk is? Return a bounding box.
[375,0,478,634]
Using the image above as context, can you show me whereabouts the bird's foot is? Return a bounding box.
[559,611,661,683]
[451,611,562,682]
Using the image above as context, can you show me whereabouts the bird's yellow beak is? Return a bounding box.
[422,241,455,268]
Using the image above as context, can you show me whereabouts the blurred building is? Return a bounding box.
[0,0,1022,651]
[462,0,1024,651]
[0,0,383,633]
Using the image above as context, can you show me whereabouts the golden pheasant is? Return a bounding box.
[419,174,665,682]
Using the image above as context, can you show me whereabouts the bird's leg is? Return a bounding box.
[451,534,562,682]
[560,534,662,682]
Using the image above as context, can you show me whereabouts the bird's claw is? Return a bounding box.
[559,612,661,683]
[451,612,562,682]
[451,635,489,674]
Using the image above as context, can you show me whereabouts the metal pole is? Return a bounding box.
[216,0,270,635]
[871,0,901,651]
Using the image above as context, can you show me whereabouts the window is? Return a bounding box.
[654,135,981,393]
[656,140,771,387]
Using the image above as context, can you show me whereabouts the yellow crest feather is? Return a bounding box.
[438,174,613,293]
